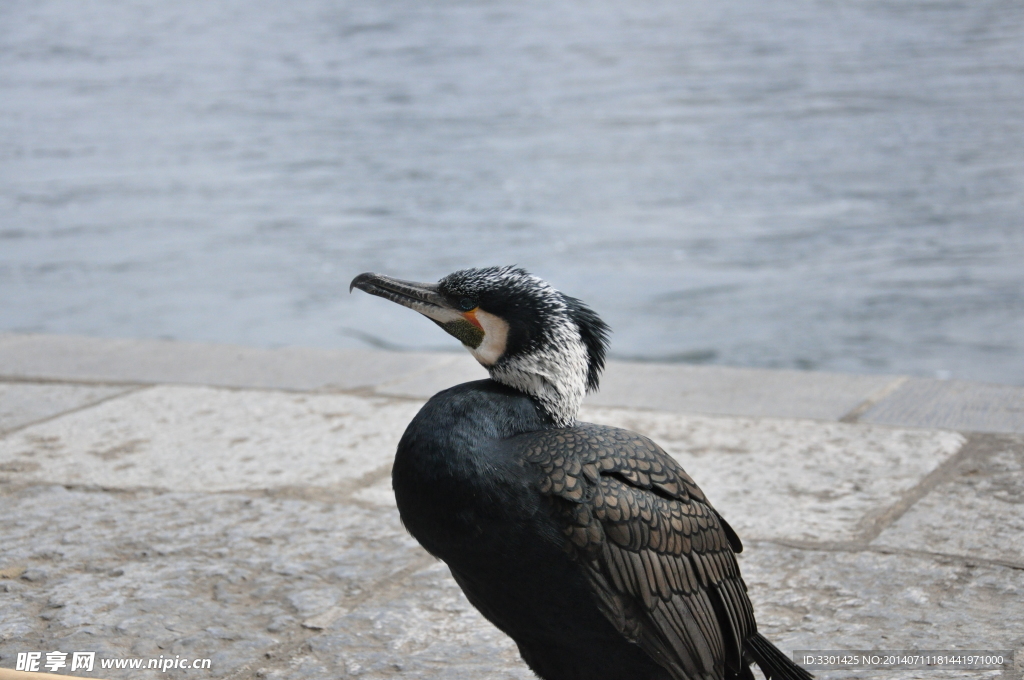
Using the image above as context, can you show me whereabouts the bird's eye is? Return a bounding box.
[458,298,477,311]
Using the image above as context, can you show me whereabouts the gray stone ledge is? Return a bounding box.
[592,361,900,422]
[3,332,1022,433]
[860,378,1024,434]
[0,333,454,392]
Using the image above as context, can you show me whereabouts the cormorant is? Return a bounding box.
[350,266,811,680]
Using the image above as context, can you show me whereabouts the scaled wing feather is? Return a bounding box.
[519,423,756,680]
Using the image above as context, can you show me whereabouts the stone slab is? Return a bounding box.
[739,542,1024,680]
[0,383,132,434]
[589,362,902,421]
[0,386,424,492]
[860,378,1024,434]
[581,406,965,544]
[0,485,424,679]
[6,333,1024,436]
[0,333,448,392]
[874,434,1024,566]
[0,382,967,545]
[0,386,966,544]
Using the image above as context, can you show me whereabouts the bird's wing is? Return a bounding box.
[519,423,756,680]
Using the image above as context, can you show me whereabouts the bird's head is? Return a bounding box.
[350,266,609,427]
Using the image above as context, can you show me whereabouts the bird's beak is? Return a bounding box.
[350,272,454,321]
[350,272,486,348]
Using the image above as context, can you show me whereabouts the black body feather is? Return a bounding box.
[393,380,811,680]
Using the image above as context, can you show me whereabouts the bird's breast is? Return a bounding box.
[390,380,558,562]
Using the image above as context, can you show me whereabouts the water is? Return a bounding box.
[2,0,1023,384]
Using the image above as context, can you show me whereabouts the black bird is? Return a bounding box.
[351,266,811,680]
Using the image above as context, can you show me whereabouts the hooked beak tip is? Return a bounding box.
[349,272,374,295]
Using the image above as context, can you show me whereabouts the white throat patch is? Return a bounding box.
[467,310,510,366]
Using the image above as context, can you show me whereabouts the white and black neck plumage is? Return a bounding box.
[350,266,610,427]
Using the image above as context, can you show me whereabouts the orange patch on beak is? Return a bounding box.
[461,309,484,330]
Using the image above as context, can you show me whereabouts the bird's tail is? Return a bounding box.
[744,633,814,680]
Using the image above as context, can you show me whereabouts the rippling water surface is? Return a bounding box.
[2,0,1023,383]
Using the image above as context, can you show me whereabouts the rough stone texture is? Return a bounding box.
[0,485,426,679]
[861,378,1024,434]
[739,542,1024,680]
[874,434,1024,567]
[7,487,1019,680]
[0,383,132,434]
[581,406,965,543]
[283,563,535,680]
[352,476,400,509]
[0,386,424,492]
[0,333,447,392]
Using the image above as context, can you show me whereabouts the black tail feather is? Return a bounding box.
[744,633,814,680]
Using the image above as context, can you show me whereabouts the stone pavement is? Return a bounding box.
[1,333,1022,680]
